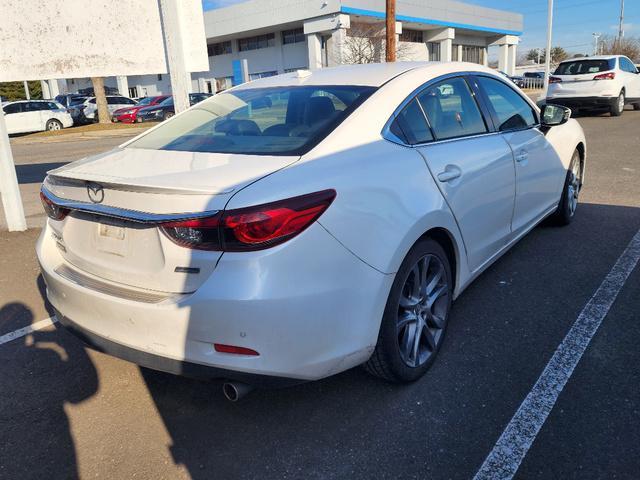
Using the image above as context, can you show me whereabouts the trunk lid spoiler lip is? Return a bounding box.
[40,185,219,224]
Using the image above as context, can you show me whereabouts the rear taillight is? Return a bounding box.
[214,344,259,356]
[594,72,615,80]
[40,191,69,221]
[160,189,336,252]
[549,76,562,84]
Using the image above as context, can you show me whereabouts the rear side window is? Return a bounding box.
[620,57,637,73]
[477,77,537,131]
[390,99,433,145]
[417,78,487,141]
[555,59,615,75]
[3,103,23,114]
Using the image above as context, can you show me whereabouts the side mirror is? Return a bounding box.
[541,104,571,127]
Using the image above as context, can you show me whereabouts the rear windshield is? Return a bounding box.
[127,85,375,155]
[555,59,615,75]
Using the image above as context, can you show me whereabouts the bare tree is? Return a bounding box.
[598,35,640,62]
[342,22,411,64]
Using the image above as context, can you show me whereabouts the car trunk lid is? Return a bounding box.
[44,147,298,293]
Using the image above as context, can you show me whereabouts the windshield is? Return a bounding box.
[127,85,375,155]
[158,97,173,106]
[137,97,153,105]
[555,59,615,75]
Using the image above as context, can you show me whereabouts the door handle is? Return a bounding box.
[437,165,462,182]
[515,150,528,163]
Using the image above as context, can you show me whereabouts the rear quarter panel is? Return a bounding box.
[224,68,471,294]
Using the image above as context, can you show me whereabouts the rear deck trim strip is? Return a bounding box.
[41,186,219,224]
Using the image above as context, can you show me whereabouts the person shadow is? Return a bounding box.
[0,299,99,480]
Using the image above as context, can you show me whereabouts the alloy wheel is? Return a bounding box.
[396,254,449,368]
[567,158,581,216]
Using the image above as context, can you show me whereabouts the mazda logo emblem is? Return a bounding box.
[86,182,104,204]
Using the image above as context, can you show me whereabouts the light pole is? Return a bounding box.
[542,0,554,97]
[592,33,601,55]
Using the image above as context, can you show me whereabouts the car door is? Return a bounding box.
[473,75,565,237]
[620,57,640,99]
[410,76,517,272]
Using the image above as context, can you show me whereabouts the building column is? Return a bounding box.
[116,76,129,97]
[47,79,60,98]
[40,80,51,99]
[274,28,285,73]
[424,28,455,62]
[441,39,453,62]
[491,35,519,76]
[136,84,145,98]
[507,44,518,76]
[197,77,207,93]
[303,13,350,69]
[482,47,488,66]
[306,33,323,70]
[328,27,346,66]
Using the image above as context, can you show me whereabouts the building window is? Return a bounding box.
[428,42,441,61]
[157,74,163,81]
[128,87,138,98]
[249,71,278,80]
[207,40,232,56]
[238,33,275,52]
[462,45,482,64]
[284,67,305,73]
[282,28,305,45]
[215,77,233,93]
[400,29,423,43]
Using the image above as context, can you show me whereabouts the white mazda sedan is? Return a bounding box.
[37,62,586,399]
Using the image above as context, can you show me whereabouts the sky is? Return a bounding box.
[202,0,639,57]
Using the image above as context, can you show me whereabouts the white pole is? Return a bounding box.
[23,81,30,100]
[592,33,600,56]
[542,0,554,99]
[158,0,190,114]
[0,111,27,232]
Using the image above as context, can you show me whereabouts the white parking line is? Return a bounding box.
[0,316,58,346]
[474,228,640,480]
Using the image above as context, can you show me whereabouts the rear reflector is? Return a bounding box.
[594,72,615,80]
[40,191,69,221]
[214,344,259,356]
[549,76,562,84]
[161,189,336,252]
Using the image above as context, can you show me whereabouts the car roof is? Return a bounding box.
[233,62,499,89]
[560,55,624,62]
[2,99,51,105]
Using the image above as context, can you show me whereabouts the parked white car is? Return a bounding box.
[2,100,72,134]
[37,63,586,400]
[81,95,137,122]
[547,55,640,116]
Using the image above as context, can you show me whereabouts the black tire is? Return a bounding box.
[45,119,63,131]
[365,238,452,383]
[611,91,625,116]
[551,149,582,226]
[163,111,174,121]
[633,103,640,111]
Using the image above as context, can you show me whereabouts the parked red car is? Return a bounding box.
[111,95,169,123]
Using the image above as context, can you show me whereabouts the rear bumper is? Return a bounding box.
[546,96,617,110]
[37,221,392,381]
[56,311,301,387]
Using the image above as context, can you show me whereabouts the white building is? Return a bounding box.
[46,0,522,98]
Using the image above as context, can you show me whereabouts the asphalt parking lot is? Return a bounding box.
[1,110,639,479]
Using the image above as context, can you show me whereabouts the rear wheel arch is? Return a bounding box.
[414,227,459,294]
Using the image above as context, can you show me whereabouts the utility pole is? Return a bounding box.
[542,0,554,98]
[592,33,601,55]
[385,0,396,62]
[618,0,625,40]
[23,81,30,100]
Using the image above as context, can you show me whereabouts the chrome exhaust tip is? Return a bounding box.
[222,381,253,402]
